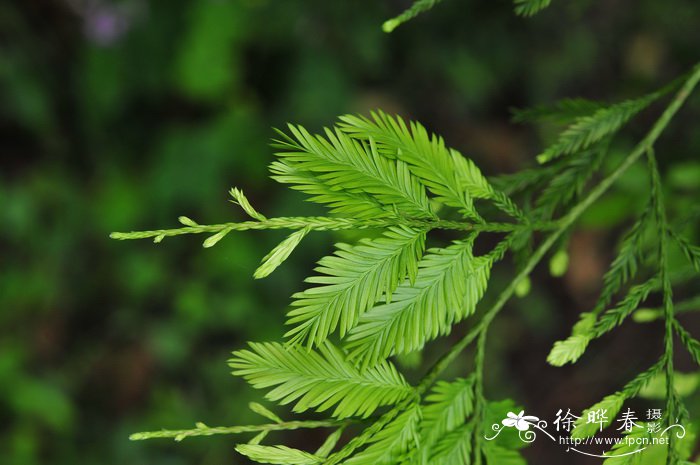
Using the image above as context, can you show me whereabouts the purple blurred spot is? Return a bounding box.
[83,3,132,46]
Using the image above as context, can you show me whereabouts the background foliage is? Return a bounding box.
[2,0,700,464]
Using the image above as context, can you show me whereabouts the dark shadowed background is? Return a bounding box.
[2,0,700,464]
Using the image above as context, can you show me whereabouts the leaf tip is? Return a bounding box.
[382,19,399,33]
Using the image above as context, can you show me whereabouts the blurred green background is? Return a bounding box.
[2,0,700,464]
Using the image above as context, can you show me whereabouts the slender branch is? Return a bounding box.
[129,419,344,442]
[110,216,559,241]
[647,147,679,465]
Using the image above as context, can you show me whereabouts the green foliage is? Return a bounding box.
[600,422,697,465]
[236,444,322,465]
[117,61,700,465]
[672,230,700,272]
[274,125,435,219]
[536,91,666,164]
[270,160,391,219]
[382,0,444,33]
[571,393,625,439]
[572,359,666,439]
[546,334,590,367]
[111,44,700,465]
[597,205,653,309]
[421,376,475,444]
[639,372,700,399]
[286,226,426,346]
[230,188,268,221]
[315,427,346,458]
[428,423,473,465]
[344,404,421,465]
[345,238,493,367]
[394,378,477,465]
[7,0,700,464]
[483,443,527,465]
[675,323,700,366]
[547,200,656,366]
[534,145,606,218]
[546,312,595,366]
[229,342,412,419]
[383,0,559,31]
[512,98,604,124]
[591,276,659,337]
[339,112,487,219]
[254,227,311,279]
[513,0,554,17]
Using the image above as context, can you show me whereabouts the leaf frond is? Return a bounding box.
[255,227,310,279]
[428,423,473,465]
[421,376,475,444]
[236,444,321,465]
[536,91,665,164]
[345,238,492,367]
[229,342,413,419]
[345,404,422,465]
[274,125,435,219]
[286,226,427,347]
[339,111,480,219]
[270,160,390,219]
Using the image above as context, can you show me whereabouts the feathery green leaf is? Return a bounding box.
[535,145,606,218]
[592,276,659,338]
[339,111,480,219]
[573,359,665,439]
[235,444,321,465]
[255,227,310,279]
[286,226,427,346]
[484,443,526,465]
[536,92,663,164]
[571,393,625,439]
[345,404,422,465]
[178,216,199,227]
[421,376,475,444]
[428,423,473,465]
[592,204,653,313]
[675,322,700,366]
[229,342,413,419]
[671,230,700,272]
[230,187,267,221]
[315,427,346,458]
[249,402,283,423]
[345,239,492,367]
[274,125,434,219]
[202,228,231,248]
[547,335,591,367]
[270,160,390,219]
[548,276,658,366]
